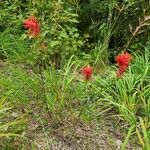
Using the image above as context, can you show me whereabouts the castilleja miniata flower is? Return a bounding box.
[115,52,133,77]
[24,16,40,37]
[82,65,93,80]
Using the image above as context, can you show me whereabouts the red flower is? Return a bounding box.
[82,65,93,80]
[115,52,133,77]
[23,16,40,37]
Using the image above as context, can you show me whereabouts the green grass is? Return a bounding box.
[1,41,150,149]
[1,1,150,149]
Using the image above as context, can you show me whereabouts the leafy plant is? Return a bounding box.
[136,117,150,150]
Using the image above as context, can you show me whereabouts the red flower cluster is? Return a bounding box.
[82,65,93,80]
[24,16,40,37]
[115,52,133,77]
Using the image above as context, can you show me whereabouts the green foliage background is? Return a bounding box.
[1,0,150,64]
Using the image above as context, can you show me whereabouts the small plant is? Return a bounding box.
[136,117,150,150]
[115,52,133,77]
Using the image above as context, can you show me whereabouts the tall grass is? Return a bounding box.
[94,47,150,148]
[1,1,150,148]
[0,94,24,138]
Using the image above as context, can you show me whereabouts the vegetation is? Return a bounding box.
[0,0,150,149]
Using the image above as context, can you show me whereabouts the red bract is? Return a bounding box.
[82,65,93,80]
[24,16,40,37]
[115,52,133,77]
